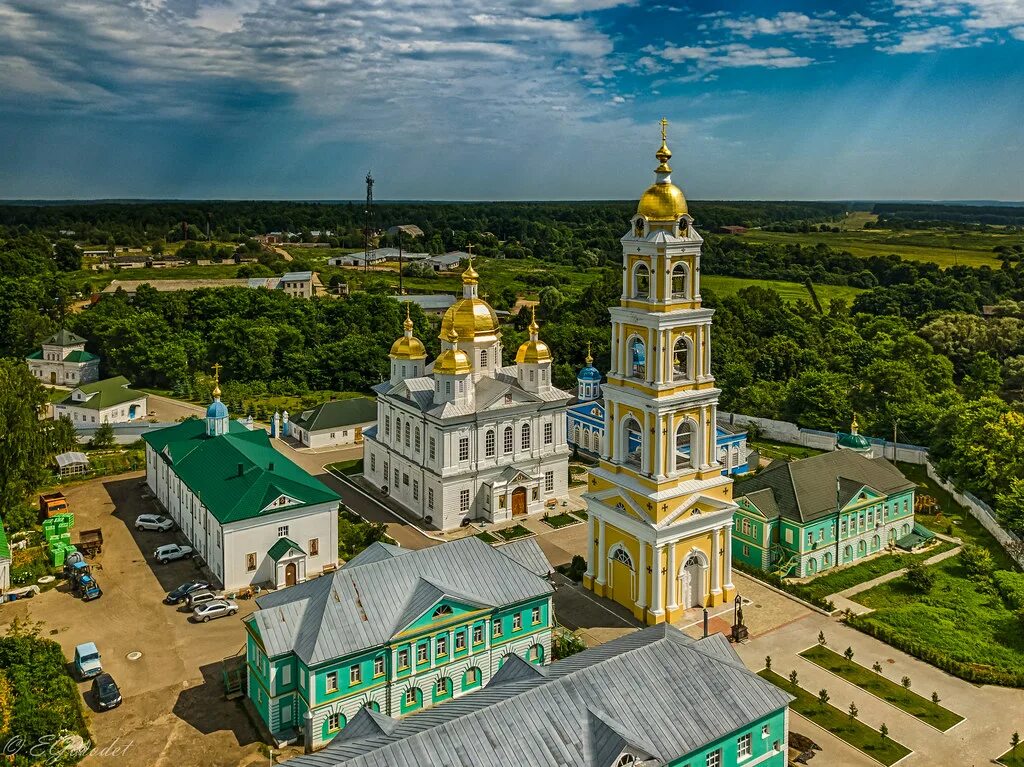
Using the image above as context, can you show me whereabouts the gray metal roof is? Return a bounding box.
[284,624,793,767]
[493,539,554,578]
[281,271,314,281]
[248,537,552,666]
[55,451,89,468]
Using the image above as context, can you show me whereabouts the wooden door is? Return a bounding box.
[354,426,363,443]
[511,487,527,516]
[285,562,297,587]
[50,371,56,385]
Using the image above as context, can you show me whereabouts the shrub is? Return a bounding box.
[844,646,854,662]
[960,544,996,579]
[565,555,587,582]
[905,560,936,592]
[551,629,587,660]
[994,571,1024,610]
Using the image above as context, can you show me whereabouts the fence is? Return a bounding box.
[719,411,1022,568]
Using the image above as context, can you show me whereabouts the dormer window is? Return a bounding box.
[615,755,637,767]
[633,218,645,237]
[432,605,453,619]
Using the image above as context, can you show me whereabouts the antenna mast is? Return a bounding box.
[363,171,374,273]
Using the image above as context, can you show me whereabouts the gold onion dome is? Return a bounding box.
[462,260,479,285]
[516,307,552,365]
[433,328,472,376]
[637,117,688,221]
[391,304,426,360]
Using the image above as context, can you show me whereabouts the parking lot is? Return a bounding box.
[0,472,272,767]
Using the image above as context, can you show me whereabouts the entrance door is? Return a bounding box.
[683,556,705,607]
[285,562,297,587]
[511,487,527,516]
[50,371,56,385]
[354,426,363,443]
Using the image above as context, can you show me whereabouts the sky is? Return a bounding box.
[0,0,1023,201]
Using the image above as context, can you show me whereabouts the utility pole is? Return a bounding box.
[363,171,374,274]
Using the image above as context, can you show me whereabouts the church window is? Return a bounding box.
[615,756,636,767]
[384,415,390,437]
[459,380,465,392]
[583,430,590,450]
[629,338,646,379]
[415,428,421,452]
[672,262,689,298]
[395,417,401,443]
[521,423,531,450]
[403,473,409,486]
[370,454,376,472]
[623,417,642,466]
[485,431,496,457]
[634,217,644,237]
[632,263,650,299]
[310,538,319,556]
[573,425,581,445]
[544,471,554,492]
[459,437,470,461]
[504,426,513,454]
[541,369,547,382]
[544,422,553,445]
[737,733,752,759]
[401,364,406,377]
[673,337,691,381]
[445,381,451,395]
[460,489,470,512]
[611,547,633,568]
[675,421,694,470]
[394,469,399,486]
[429,437,436,460]
[404,423,410,447]
[532,487,539,501]
[277,525,289,537]
[428,488,434,509]
[413,480,419,500]
[481,349,488,367]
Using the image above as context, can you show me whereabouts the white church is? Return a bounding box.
[363,265,572,531]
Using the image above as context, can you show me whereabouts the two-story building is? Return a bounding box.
[280,623,794,767]
[243,536,554,750]
[732,450,918,577]
[26,329,100,386]
[278,271,324,298]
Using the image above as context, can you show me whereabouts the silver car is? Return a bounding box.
[135,514,174,532]
[185,590,220,608]
[191,599,239,622]
[154,543,193,564]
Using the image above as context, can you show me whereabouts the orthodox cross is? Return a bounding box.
[211,362,222,383]
[660,117,668,142]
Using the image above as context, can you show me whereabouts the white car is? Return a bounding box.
[191,599,239,622]
[135,514,174,532]
[154,544,194,564]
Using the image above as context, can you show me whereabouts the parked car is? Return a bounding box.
[164,581,211,605]
[74,642,102,679]
[154,544,194,564]
[92,673,122,710]
[135,514,174,532]
[185,590,220,609]
[191,599,239,622]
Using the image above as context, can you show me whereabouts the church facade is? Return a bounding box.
[363,275,572,532]
[26,329,100,386]
[583,121,738,624]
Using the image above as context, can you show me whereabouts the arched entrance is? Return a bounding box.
[50,371,56,384]
[680,553,707,608]
[511,487,527,516]
[608,546,635,608]
[285,562,297,587]
[128,404,139,420]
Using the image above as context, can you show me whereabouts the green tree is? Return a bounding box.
[901,676,911,690]
[789,670,799,687]
[783,370,852,430]
[905,560,936,592]
[90,422,116,450]
[1012,732,1020,752]
[880,723,889,742]
[873,661,883,674]
[960,544,996,579]
[997,478,1024,537]
[818,689,830,709]
[552,628,587,660]
[844,646,854,662]
[817,631,826,646]
[538,286,565,321]
[53,240,82,271]
[848,702,858,721]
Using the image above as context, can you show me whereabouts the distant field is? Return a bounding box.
[740,228,1011,268]
[838,211,878,230]
[702,275,863,305]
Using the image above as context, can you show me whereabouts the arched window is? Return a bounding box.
[623,417,642,466]
[402,687,422,711]
[404,422,410,447]
[611,546,633,568]
[363,700,380,711]
[583,430,590,450]
[432,604,453,619]
[844,545,852,561]
[857,540,867,557]
[503,426,513,454]
[672,337,690,381]
[823,552,833,568]
[463,667,482,690]
[528,643,544,663]
[573,424,581,445]
[485,430,496,458]
[633,218,645,237]
[807,558,817,574]
[872,534,880,551]
[521,423,531,451]
[675,421,694,470]
[395,416,401,443]
[671,262,689,298]
[629,337,646,379]
[433,677,453,701]
[592,433,601,452]
[616,755,637,767]
[481,349,488,367]
[415,427,421,452]
[633,263,650,299]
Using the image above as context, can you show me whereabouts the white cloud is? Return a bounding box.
[718,11,879,48]
[1012,25,1024,38]
[658,42,812,71]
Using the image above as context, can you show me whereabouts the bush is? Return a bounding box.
[551,628,587,660]
[337,508,387,560]
[994,571,1024,610]
[564,555,587,582]
[904,560,936,592]
[960,544,996,579]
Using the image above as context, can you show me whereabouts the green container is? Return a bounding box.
[43,519,56,537]
[50,546,66,568]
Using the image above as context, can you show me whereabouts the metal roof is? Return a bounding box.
[55,451,90,468]
[57,376,145,411]
[493,539,555,578]
[290,398,377,432]
[44,329,87,346]
[248,536,552,666]
[284,624,793,767]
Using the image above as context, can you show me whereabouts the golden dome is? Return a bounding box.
[515,306,552,365]
[462,259,479,285]
[433,328,472,375]
[390,336,426,360]
[440,297,499,340]
[637,181,688,221]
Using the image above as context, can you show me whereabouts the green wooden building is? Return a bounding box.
[732,450,920,577]
[244,535,554,750]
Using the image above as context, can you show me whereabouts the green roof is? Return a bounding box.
[268,537,305,562]
[45,329,87,346]
[290,397,377,432]
[837,431,871,450]
[26,350,43,360]
[57,376,145,410]
[64,350,99,363]
[142,420,340,524]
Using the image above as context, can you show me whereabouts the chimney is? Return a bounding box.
[237,463,244,477]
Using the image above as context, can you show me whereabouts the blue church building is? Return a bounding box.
[566,346,751,476]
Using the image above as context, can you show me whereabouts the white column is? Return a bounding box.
[723,525,734,590]
[666,542,678,610]
[610,322,620,376]
[653,413,663,479]
[584,514,595,578]
[650,545,664,616]
[637,541,648,610]
[645,326,655,383]
[711,527,723,596]
[652,330,661,383]
[694,325,703,380]
[596,518,607,586]
[704,324,711,377]
[603,401,614,461]
[644,410,653,475]
[664,259,672,302]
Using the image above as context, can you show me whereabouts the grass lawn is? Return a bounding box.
[326,459,363,476]
[741,229,1006,269]
[749,438,824,462]
[899,462,1016,569]
[573,509,589,521]
[541,513,581,529]
[998,748,1024,766]
[758,669,911,765]
[800,645,963,731]
[787,542,955,603]
[476,531,498,544]
[496,524,532,541]
[852,556,1024,682]
[702,275,864,305]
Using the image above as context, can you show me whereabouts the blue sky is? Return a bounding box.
[0,0,1022,201]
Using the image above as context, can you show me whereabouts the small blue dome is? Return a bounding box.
[206,399,228,419]
[578,365,601,382]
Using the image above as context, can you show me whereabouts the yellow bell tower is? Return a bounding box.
[582,119,737,624]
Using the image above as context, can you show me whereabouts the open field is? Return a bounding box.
[799,645,963,731]
[738,228,1012,268]
[702,275,863,304]
[758,669,912,765]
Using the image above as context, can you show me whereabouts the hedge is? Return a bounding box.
[994,571,1024,611]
